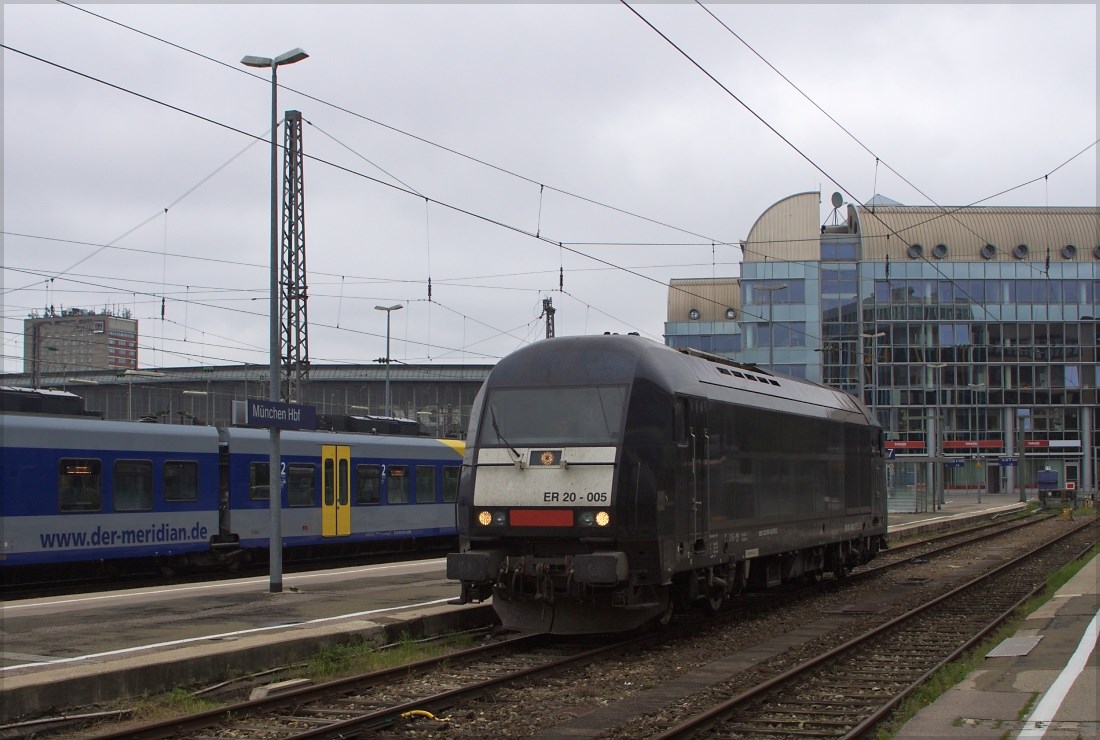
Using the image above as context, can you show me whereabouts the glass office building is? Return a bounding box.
[665,192,1098,512]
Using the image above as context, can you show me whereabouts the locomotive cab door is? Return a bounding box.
[676,396,710,550]
[321,444,351,537]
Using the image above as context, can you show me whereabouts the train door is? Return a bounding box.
[676,396,710,549]
[321,445,351,537]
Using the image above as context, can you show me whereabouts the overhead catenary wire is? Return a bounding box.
[6,10,1095,364]
[620,2,1098,325]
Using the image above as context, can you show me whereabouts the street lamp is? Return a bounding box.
[753,284,787,372]
[241,47,308,595]
[124,369,165,421]
[968,382,986,501]
[928,362,947,510]
[860,331,886,416]
[375,304,403,417]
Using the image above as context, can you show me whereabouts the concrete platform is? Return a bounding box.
[895,552,1098,738]
[0,558,494,722]
[889,491,1032,539]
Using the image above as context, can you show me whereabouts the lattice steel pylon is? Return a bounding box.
[280,110,309,402]
[541,297,556,339]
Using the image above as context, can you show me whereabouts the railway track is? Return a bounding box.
[24,512,1089,739]
[88,630,668,739]
[654,519,1097,739]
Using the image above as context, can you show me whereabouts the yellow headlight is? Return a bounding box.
[595,511,610,527]
[477,510,493,526]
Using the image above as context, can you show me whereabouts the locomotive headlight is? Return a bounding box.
[578,511,595,526]
[477,510,493,527]
[492,511,507,527]
[595,511,611,527]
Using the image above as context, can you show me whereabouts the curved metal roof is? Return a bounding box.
[855,205,1099,263]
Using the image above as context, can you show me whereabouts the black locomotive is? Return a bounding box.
[447,334,887,633]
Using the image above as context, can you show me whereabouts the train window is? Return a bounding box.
[674,398,689,445]
[338,459,350,506]
[250,462,270,500]
[114,460,153,511]
[415,465,436,503]
[164,461,199,502]
[355,465,382,505]
[287,464,316,507]
[388,465,410,504]
[442,466,460,503]
[324,458,335,506]
[59,458,102,512]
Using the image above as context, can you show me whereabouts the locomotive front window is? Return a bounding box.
[479,385,627,447]
[287,464,316,507]
[59,458,102,512]
[415,465,436,503]
[114,460,153,511]
[355,465,382,505]
[164,461,199,502]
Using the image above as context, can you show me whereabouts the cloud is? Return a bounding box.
[3,3,1095,374]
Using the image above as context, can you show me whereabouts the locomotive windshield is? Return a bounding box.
[479,385,627,447]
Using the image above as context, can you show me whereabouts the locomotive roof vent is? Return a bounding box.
[711,365,782,387]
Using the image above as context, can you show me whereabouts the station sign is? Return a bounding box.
[998,457,1019,467]
[232,398,317,430]
[945,459,965,468]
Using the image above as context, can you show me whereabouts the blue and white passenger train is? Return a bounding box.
[1,413,465,583]
[448,334,888,634]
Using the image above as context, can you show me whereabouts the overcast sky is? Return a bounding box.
[3,3,1096,376]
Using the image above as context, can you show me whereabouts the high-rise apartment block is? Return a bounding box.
[24,308,138,375]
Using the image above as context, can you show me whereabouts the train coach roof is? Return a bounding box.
[217,425,464,459]
[1,413,222,453]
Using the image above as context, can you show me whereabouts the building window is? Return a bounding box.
[820,241,858,261]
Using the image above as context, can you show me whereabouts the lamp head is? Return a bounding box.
[274,48,309,66]
[241,55,272,68]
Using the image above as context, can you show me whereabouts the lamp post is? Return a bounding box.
[375,304,403,417]
[182,389,209,424]
[124,369,165,421]
[860,331,886,417]
[928,362,947,510]
[241,47,308,595]
[969,382,986,501]
[753,284,787,372]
